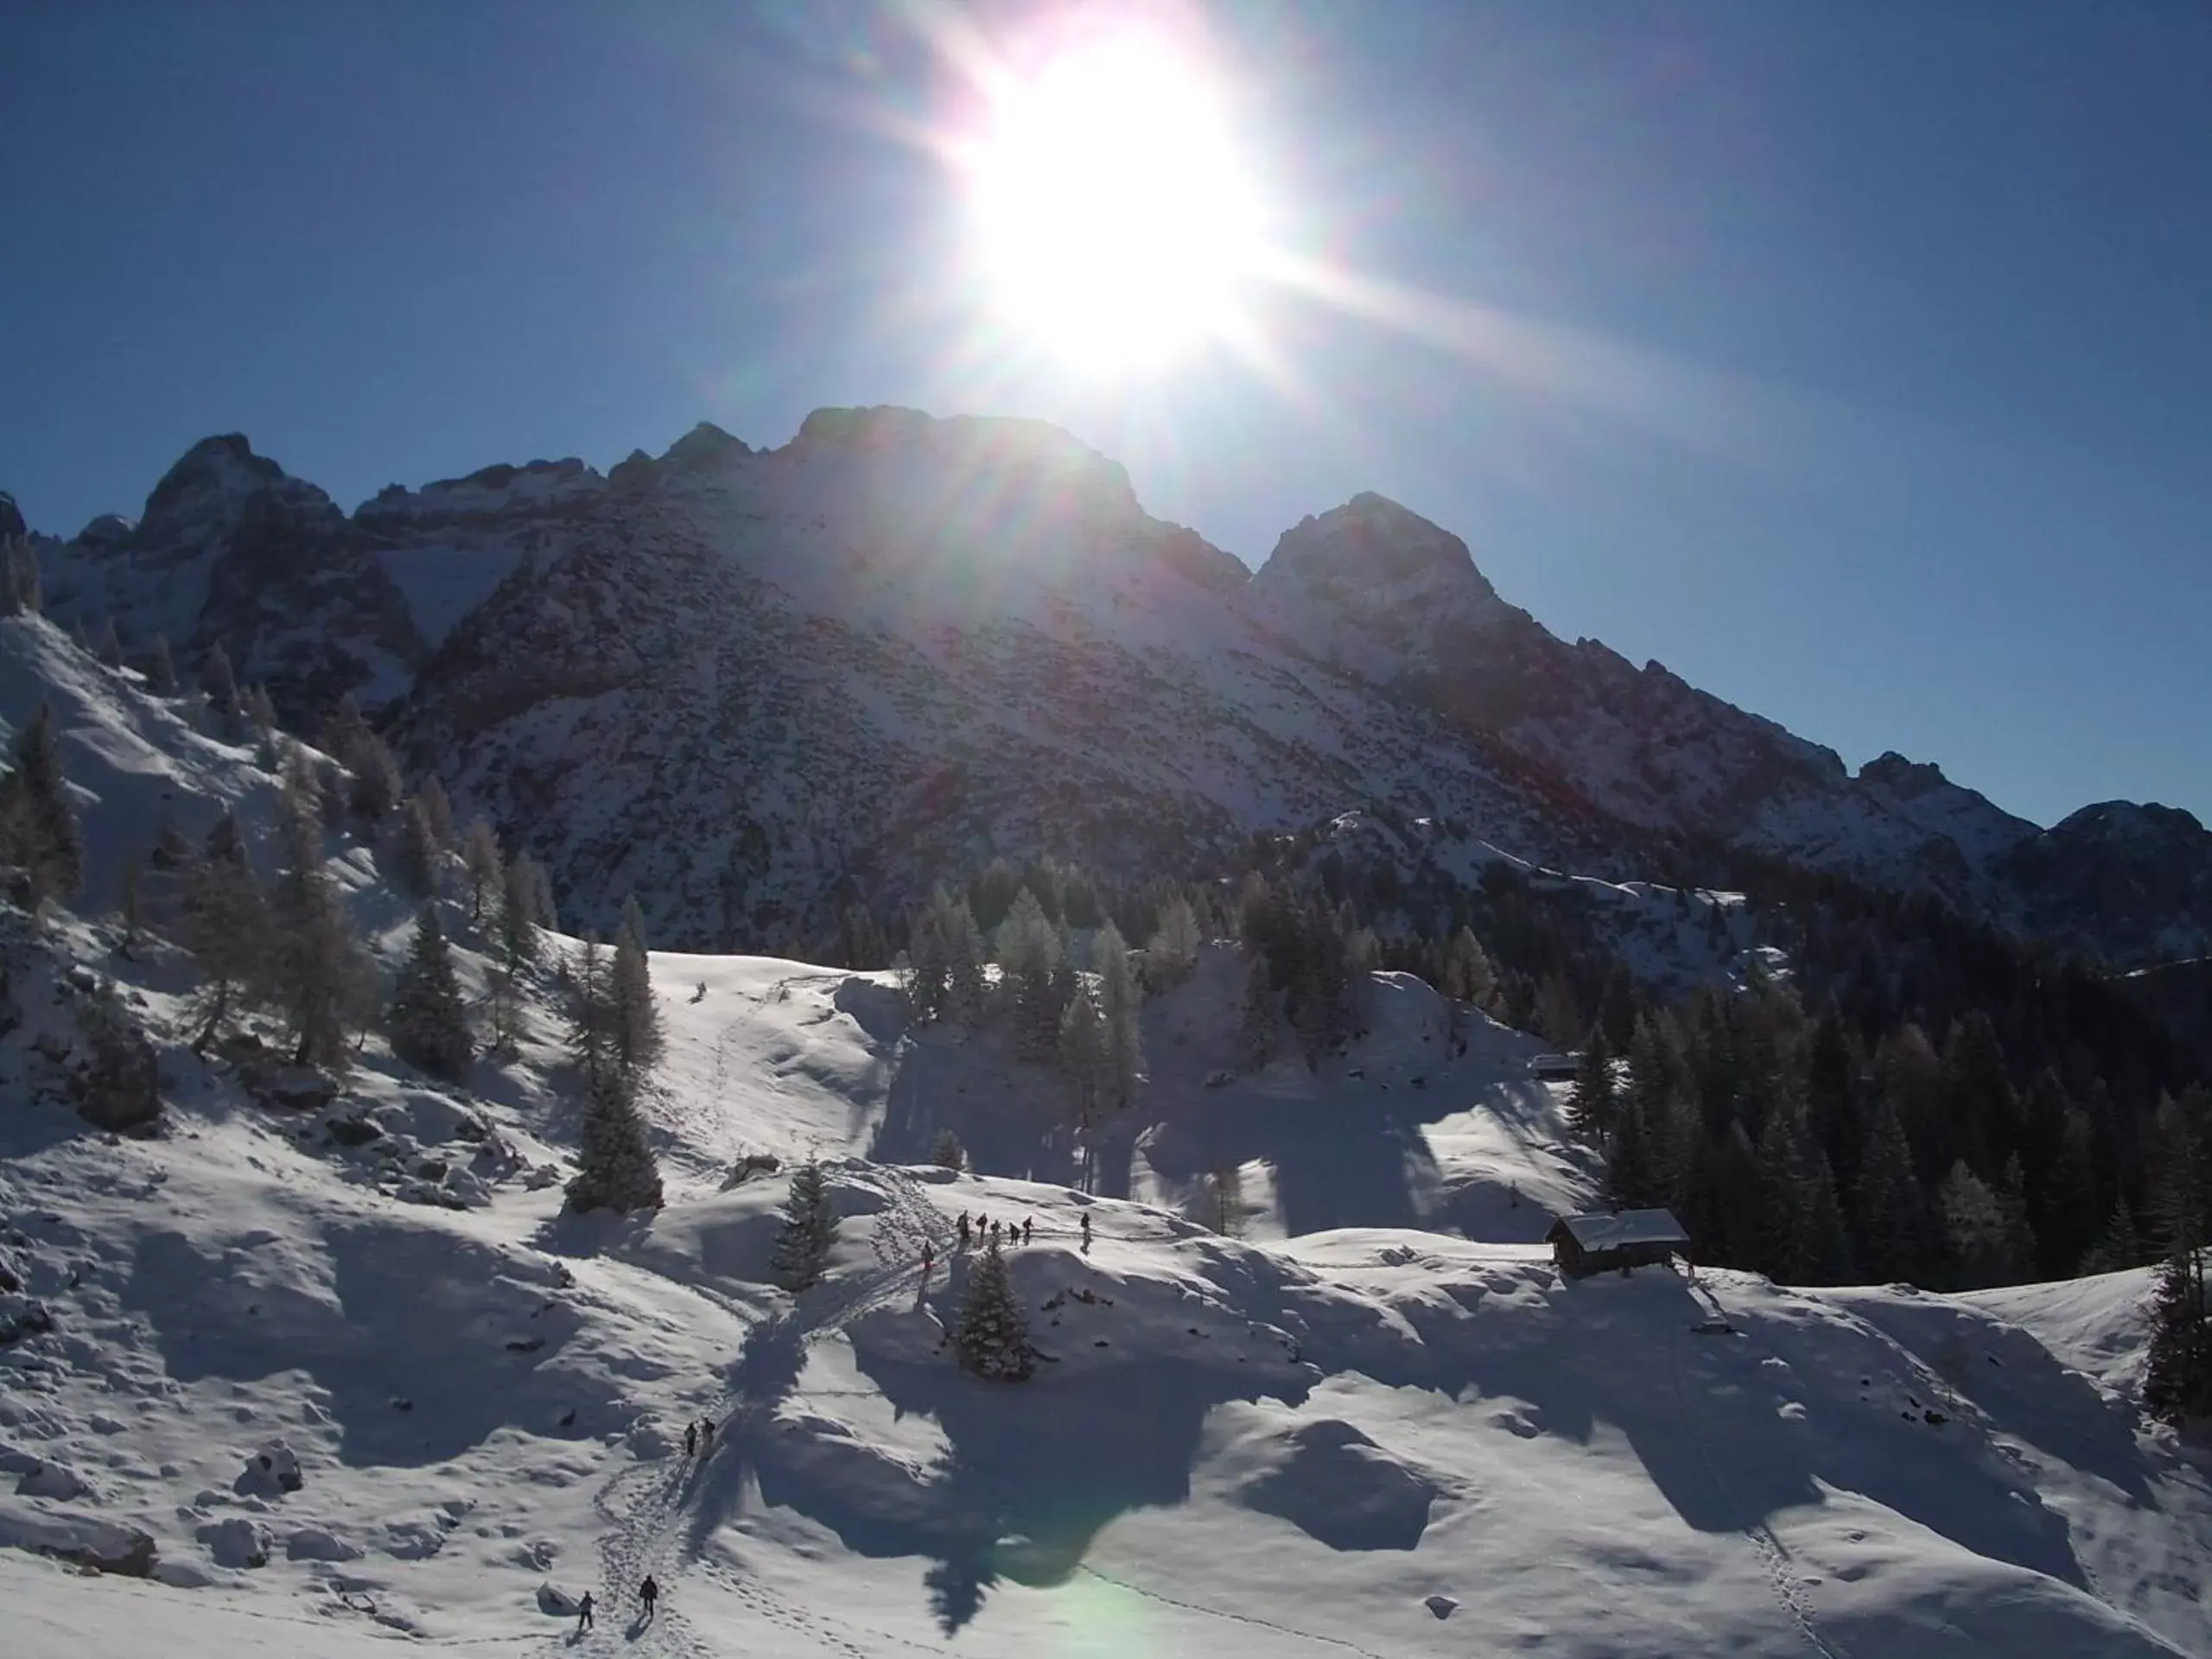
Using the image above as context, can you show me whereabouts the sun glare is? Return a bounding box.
[965,33,1262,372]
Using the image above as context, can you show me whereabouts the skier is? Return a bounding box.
[683,1421,697,1459]
[639,1574,659,1618]
[1022,1217,1033,1246]
[575,1590,594,1633]
[1080,1211,1092,1252]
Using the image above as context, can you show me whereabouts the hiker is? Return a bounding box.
[698,1416,715,1451]
[683,1421,697,1459]
[921,1240,934,1277]
[639,1575,659,1618]
[1022,1218,1033,1246]
[957,1212,969,1248]
[575,1591,594,1633]
[990,1218,1001,1243]
[1080,1212,1092,1252]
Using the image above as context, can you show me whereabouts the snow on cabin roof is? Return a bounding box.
[1553,1209,1688,1251]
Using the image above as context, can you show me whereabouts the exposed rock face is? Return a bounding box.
[9,410,2206,964]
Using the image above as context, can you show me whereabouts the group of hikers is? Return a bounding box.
[949,1208,1091,1253]
[680,1414,717,1460]
[572,1574,657,1635]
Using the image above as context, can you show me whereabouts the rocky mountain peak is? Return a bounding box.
[0,491,24,542]
[1859,751,1955,797]
[1259,493,1504,615]
[660,421,752,474]
[134,434,342,554]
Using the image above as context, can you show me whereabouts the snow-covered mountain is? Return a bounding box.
[14,410,2210,963]
[3,609,2210,1658]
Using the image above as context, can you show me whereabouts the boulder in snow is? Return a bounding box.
[234,1440,302,1497]
[536,1581,581,1616]
[0,1507,158,1576]
[196,1516,272,1568]
[1425,1594,1459,1619]
[16,1459,91,1501]
[285,1524,361,1562]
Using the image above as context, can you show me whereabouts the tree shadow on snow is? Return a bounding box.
[870,1039,1086,1190]
[124,1221,612,1467]
[1148,1090,1444,1235]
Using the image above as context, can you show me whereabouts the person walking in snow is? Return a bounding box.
[698,1416,715,1452]
[1022,1217,1033,1246]
[1080,1211,1092,1253]
[957,1211,970,1248]
[639,1575,659,1619]
[918,1239,934,1307]
[683,1421,697,1459]
[575,1591,594,1633]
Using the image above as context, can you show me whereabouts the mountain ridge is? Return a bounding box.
[10,408,2209,963]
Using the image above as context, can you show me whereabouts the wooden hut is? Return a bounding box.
[1547,1209,1688,1280]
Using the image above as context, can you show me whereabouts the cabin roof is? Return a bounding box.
[1550,1208,1689,1252]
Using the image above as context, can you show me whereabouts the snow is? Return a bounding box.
[4,612,2212,1658]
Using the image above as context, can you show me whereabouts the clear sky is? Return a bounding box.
[4,1,2208,829]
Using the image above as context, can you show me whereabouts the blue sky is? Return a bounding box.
[3,1,2208,828]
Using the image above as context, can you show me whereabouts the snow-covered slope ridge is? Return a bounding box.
[14,409,2211,963]
[3,617,2211,1657]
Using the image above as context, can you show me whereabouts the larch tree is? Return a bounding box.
[416,774,454,849]
[389,906,474,1082]
[178,810,267,1052]
[994,888,1064,1059]
[1058,982,1107,1135]
[269,777,364,1070]
[462,818,502,925]
[147,633,177,695]
[395,798,440,898]
[96,619,124,669]
[610,901,663,1075]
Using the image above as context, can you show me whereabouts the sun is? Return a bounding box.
[964,32,1263,372]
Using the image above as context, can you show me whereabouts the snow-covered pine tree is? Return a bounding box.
[148,633,176,695]
[1237,948,1277,1072]
[269,776,364,1070]
[1094,920,1144,1109]
[390,906,474,1081]
[179,811,267,1051]
[954,1237,1036,1382]
[610,905,663,1075]
[1145,894,1200,989]
[565,1065,664,1215]
[0,701,84,908]
[395,798,439,897]
[416,774,454,849]
[770,1160,841,1291]
[462,818,502,925]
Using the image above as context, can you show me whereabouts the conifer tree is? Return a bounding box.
[396,798,439,897]
[322,692,372,770]
[568,935,613,1082]
[566,1066,664,1214]
[70,618,92,654]
[995,888,1065,1058]
[462,818,502,925]
[610,905,663,1075]
[2082,1196,2141,1274]
[118,849,145,957]
[954,1237,1036,1381]
[1,702,84,908]
[200,642,237,711]
[2145,1090,2212,1422]
[1566,1029,1618,1142]
[416,774,454,849]
[1094,920,1143,1109]
[179,810,266,1051]
[269,779,362,1070]
[1058,982,1108,1129]
[1446,925,1495,1009]
[245,683,279,737]
[1605,1097,1662,1211]
[97,618,124,669]
[1237,948,1277,1072]
[1939,1161,2018,1288]
[931,1128,965,1171]
[1145,894,1201,989]
[1851,1098,1927,1282]
[347,732,403,823]
[148,633,176,695]
[390,906,474,1081]
[502,852,543,965]
[770,1160,841,1291]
